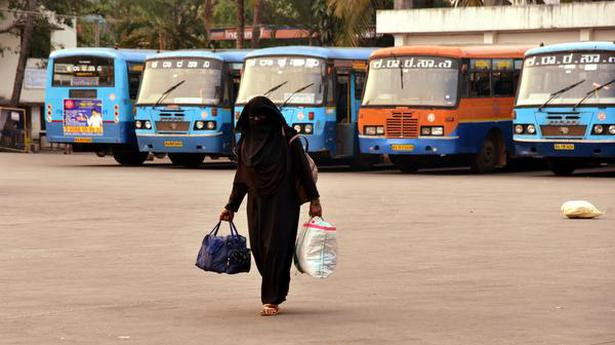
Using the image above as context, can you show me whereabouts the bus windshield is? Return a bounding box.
[516,51,615,107]
[236,56,324,105]
[137,58,223,105]
[53,56,114,87]
[363,56,458,107]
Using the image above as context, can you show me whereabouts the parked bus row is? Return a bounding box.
[44,41,615,175]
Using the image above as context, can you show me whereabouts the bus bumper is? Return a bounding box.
[515,140,615,158]
[359,136,462,155]
[46,121,135,145]
[136,132,231,154]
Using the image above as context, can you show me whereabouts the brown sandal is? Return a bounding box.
[260,304,279,316]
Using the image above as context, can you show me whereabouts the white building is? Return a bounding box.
[0,6,77,150]
[379,1,615,46]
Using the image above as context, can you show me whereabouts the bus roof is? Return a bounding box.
[49,48,156,61]
[525,41,615,56]
[245,46,376,60]
[370,45,533,60]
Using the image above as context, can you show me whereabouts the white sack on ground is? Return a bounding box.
[561,200,603,219]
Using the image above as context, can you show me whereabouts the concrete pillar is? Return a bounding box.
[483,31,497,44]
[30,105,41,140]
[579,28,593,41]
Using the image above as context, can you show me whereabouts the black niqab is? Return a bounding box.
[236,96,291,198]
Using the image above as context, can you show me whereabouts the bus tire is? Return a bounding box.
[112,150,148,166]
[471,133,499,174]
[390,155,420,173]
[168,153,205,168]
[548,158,576,176]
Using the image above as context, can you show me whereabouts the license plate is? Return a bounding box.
[74,137,92,143]
[391,144,415,151]
[164,140,183,148]
[554,143,575,150]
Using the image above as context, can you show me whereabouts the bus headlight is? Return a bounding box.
[514,124,524,134]
[364,126,376,135]
[421,127,431,136]
[135,120,143,129]
[593,124,604,135]
[376,126,384,135]
[609,125,615,135]
[195,121,205,130]
[304,124,313,134]
[430,126,444,136]
[526,124,536,135]
[206,121,216,130]
[293,124,302,133]
[144,120,152,129]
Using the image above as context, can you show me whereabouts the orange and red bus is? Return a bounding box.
[358,45,531,173]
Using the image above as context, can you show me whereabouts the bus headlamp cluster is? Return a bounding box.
[514,124,536,135]
[135,120,152,129]
[194,121,216,130]
[592,124,615,135]
[364,126,384,136]
[293,123,313,134]
[420,126,444,136]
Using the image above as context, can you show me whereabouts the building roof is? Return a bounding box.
[245,46,377,60]
[50,48,156,61]
[370,45,534,60]
[525,41,615,56]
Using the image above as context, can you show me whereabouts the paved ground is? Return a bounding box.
[1,152,614,345]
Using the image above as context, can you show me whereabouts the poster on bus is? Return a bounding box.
[63,99,103,136]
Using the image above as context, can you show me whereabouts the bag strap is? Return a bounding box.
[229,221,240,236]
[209,221,222,236]
[289,133,310,152]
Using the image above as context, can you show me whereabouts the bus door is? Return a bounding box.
[334,70,353,158]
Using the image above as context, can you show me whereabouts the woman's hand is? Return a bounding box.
[219,208,234,222]
[309,199,322,218]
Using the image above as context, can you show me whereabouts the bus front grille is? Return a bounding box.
[155,121,190,132]
[386,112,418,138]
[540,125,587,137]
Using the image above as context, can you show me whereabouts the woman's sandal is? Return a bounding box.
[260,304,279,316]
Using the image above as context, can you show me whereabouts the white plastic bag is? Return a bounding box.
[561,200,603,219]
[294,217,337,278]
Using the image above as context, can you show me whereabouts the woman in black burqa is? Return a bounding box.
[219,96,321,316]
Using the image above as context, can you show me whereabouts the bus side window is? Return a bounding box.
[492,59,514,96]
[222,67,231,106]
[469,59,491,97]
[127,63,144,100]
[336,74,349,123]
[354,71,365,101]
[513,59,523,94]
[325,66,335,107]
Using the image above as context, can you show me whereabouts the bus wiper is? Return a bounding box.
[280,83,314,108]
[538,79,585,112]
[264,81,288,96]
[154,80,186,107]
[572,78,615,110]
[392,54,404,89]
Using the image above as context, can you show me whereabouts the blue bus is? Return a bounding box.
[514,42,615,175]
[45,48,154,165]
[134,50,248,167]
[234,46,377,166]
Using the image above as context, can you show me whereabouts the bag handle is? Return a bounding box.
[289,134,310,152]
[209,221,240,237]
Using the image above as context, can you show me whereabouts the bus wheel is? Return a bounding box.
[548,158,576,176]
[471,134,499,174]
[112,150,148,166]
[168,153,205,168]
[390,155,420,173]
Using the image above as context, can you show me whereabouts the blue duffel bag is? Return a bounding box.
[196,221,251,274]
